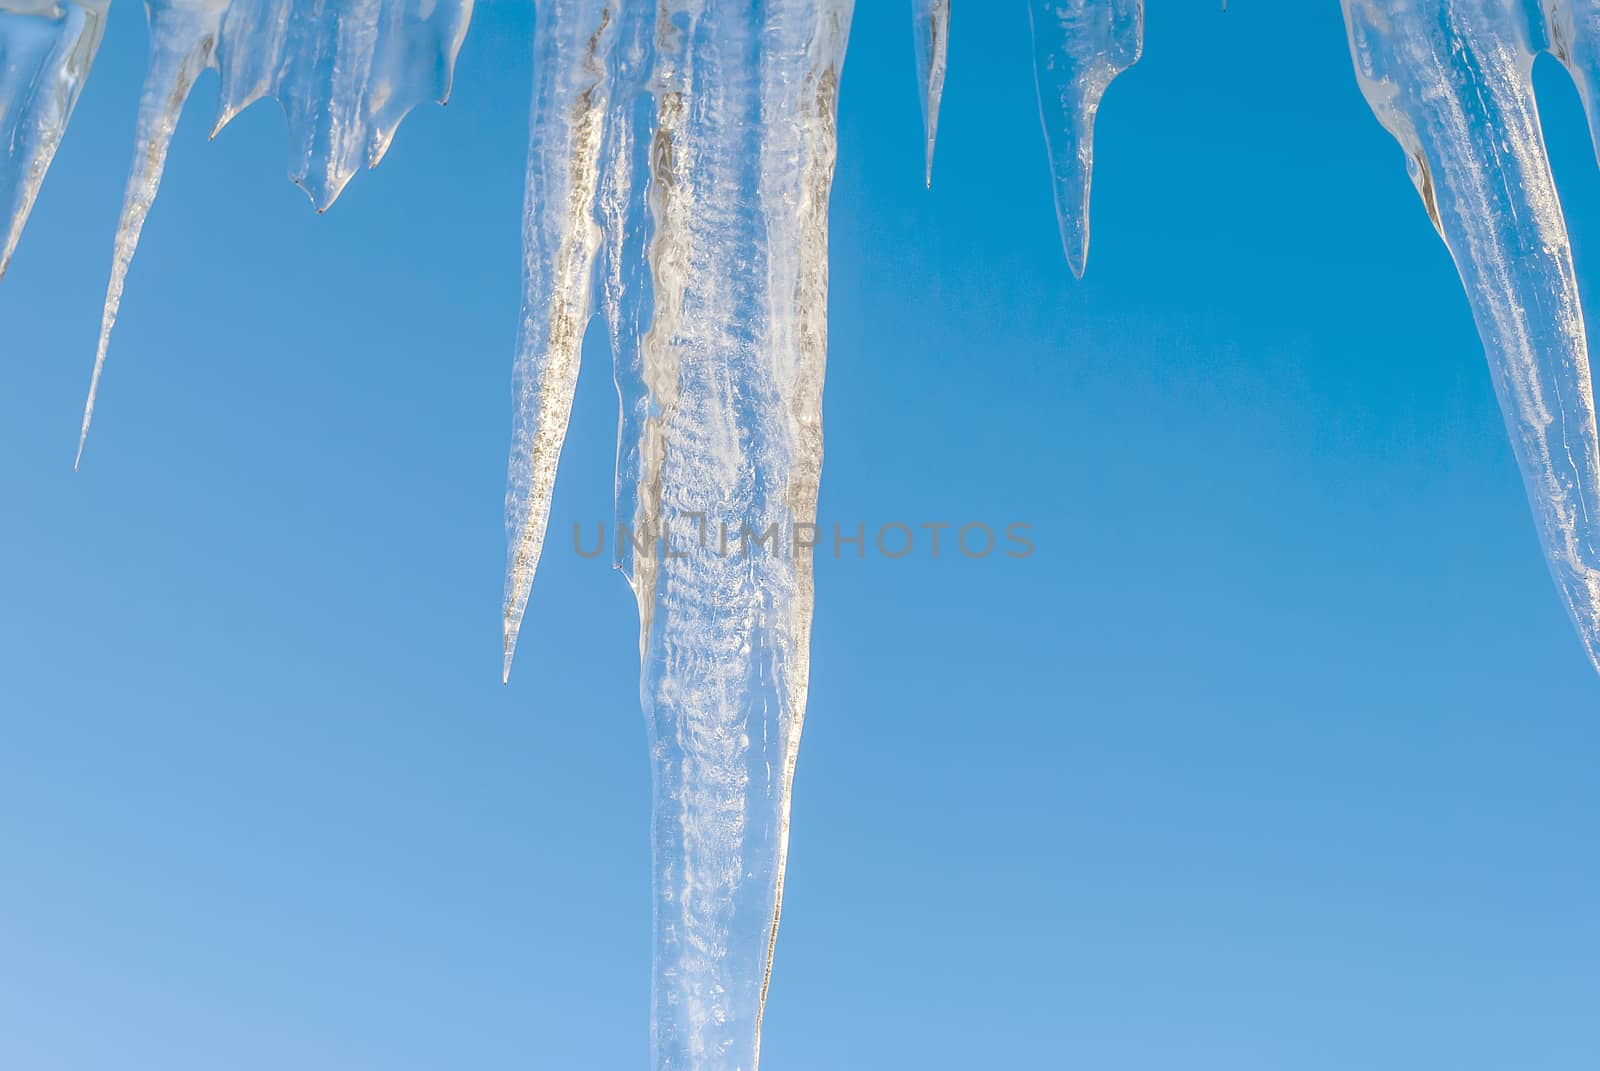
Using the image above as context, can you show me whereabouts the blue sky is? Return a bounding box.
[3,2,1600,1069]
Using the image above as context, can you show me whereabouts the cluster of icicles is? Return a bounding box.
[5,1,1600,1067]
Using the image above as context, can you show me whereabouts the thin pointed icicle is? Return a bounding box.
[747,3,845,1050]
[0,0,107,281]
[1027,0,1141,277]
[77,0,227,468]
[77,0,475,461]
[501,0,617,683]
[910,0,948,186]
[1343,0,1600,672]
[622,4,853,1067]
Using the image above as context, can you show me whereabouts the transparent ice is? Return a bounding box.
[76,0,473,463]
[503,3,851,1066]
[0,0,107,280]
[1343,0,1600,672]
[911,0,947,185]
[1028,0,1142,277]
[8,1,1600,1068]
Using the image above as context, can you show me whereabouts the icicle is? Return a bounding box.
[502,0,618,682]
[1342,0,1600,672]
[1027,0,1141,277]
[910,0,947,186]
[596,1,653,596]
[211,0,473,209]
[504,2,853,1066]
[1541,0,1600,165]
[627,5,852,1066]
[77,0,227,468]
[0,0,107,281]
[75,0,472,462]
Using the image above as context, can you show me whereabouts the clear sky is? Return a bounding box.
[4,3,1600,1069]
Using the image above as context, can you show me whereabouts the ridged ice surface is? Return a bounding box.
[1343,0,1600,671]
[1027,0,1142,277]
[503,2,852,1068]
[0,0,106,280]
[75,0,473,462]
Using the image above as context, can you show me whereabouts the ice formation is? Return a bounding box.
[76,0,473,464]
[1027,0,1142,277]
[911,0,947,185]
[10,0,1600,1067]
[0,0,107,280]
[502,5,1149,1054]
[502,3,851,1066]
[1342,0,1600,672]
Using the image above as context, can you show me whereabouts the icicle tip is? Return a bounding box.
[502,616,520,684]
[75,370,101,471]
[1059,222,1089,280]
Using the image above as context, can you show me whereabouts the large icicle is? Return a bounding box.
[630,7,850,1067]
[910,0,947,185]
[1342,0,1600,671]
[1027,0,1141,277]
[504,3,854,1067]
[502,0,617,681]
[75,0,472,461]
[0,0,107,281]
